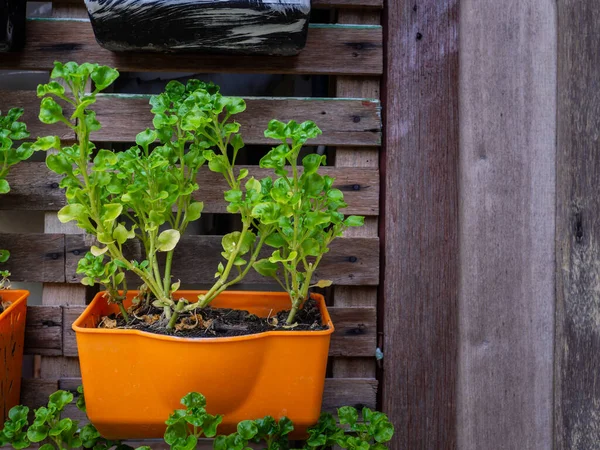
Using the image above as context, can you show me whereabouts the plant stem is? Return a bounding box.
[117,301,129,322]
[167,298,186,329]
[163,250,174,294]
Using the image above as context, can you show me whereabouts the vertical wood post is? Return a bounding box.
[555,1,600,447]
[381,1,459,448]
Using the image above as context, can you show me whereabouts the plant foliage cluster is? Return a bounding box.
[1,391,394,450]
[33,61,364,327]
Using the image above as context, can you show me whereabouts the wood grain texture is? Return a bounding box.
[0,20,382,75]
[65,235,379,286]
[23,305,377,358]
[0,233,65,282]
[555,1,600,447]
[381,1,459,449]
[459,2,556,449]
[3,163,379,216]
[42,0,384,9]
[21,377,377,413]
[332,10,380,381]
[2,91,382,147]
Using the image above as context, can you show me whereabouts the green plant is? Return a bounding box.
[0,388,124,450]
[251,120,364,323]
[0,107,37,273]
[163,392,223,450]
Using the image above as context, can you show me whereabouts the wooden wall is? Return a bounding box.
[0,0,384,444]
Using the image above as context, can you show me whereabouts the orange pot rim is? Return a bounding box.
[73,290,335,342]
[0,290,29,321]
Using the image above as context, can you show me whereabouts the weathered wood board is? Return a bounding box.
[2,91,382,147]
[458,1,557,449]
[0,20,383,75]
[382,1,459,448]
[3,163,379,215]
[555,0,600,447]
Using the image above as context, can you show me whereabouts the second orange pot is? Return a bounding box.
[0,290,28,424]
[73,290,334,439]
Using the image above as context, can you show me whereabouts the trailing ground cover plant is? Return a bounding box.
[250,120,365,324]
[0,388,123,450]
[0,108,37,291]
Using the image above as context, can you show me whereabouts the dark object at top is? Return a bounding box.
[0,0,26,52]
[84,0,311,55]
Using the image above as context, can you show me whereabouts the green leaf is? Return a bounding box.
[202,414,223,438]
[0,249,10,263]
[251,202,281,224]
[46,153,72,175]
[301,238,320,257]
[225,97,246,115]
[37,81,65,97]
[91,66,119,91]
[93,149,118,171]
[39,97,66,124]
[264,120,287,140]
[344,215,365,227]
[338,406,359,427]
[57,203,87,224]
[102,203,123,223]
[0,179,9,194]
[157,229,180,252]
[269,250,297,263]
[244,177,261,194]
[90,245,108,257]
[237,421,258,440]
[265,232,286,248]
[39,444,54,450]
[27,425,49,443]
[33,135,61,151]
[135,129,157,150]
[373,421,394,443]
[181,392,206,409]
[224,189,243,203]
[113,224,129,245]
[185,202,204,222]
[253,259,279,278]
[48,390,73,411]
[237,168,249,181]
[278,417,294,436]
[314,280,333,288]
[302,153,325,176]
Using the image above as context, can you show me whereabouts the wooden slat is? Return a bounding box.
[459,2,556,450]
[65,235,379,285]
[39,0,383,9]
[24,305,63,356]
[0,233,65,282]
[3,163,379,216]
[21,377,377,413]
[555,1,600,448]
[24,305,376,358]
[0,20,382,75]
[332,11,380,381]
[0,233,377,285]
[2,91,382,148]
[382,1,459,449]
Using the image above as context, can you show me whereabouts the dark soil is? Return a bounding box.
[100,298,328,338]
[0,298,10,314]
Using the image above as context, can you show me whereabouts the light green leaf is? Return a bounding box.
[0,179,9,194]
[90,245,108,257]
[57,204,86,224]
[113,224,129,245]
[157,229,180,252]
[39,97,66,125]
[185,202,204,222]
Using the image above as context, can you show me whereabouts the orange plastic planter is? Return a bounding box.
[73,290,334,439]
[0,290,28,423]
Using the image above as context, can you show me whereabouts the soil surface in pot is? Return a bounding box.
[99,298,328,338]
[0,298,11,314]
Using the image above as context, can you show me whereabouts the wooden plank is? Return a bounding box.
[459,2,556,450]
[3,163,379,216]
[40,0,384,9]
[65,235,379,286]
[21,377,377,413]
[1,91,382,148]
[381,1,459,449]
[24,305,376,359]
[555,1,600,448]
[0,233,65,283]
[0,20,382,76]
[24,305,62,356]
[332,11,379,380]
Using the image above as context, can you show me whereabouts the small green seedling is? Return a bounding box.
[251,120,365,323]
[0,388,123,450]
